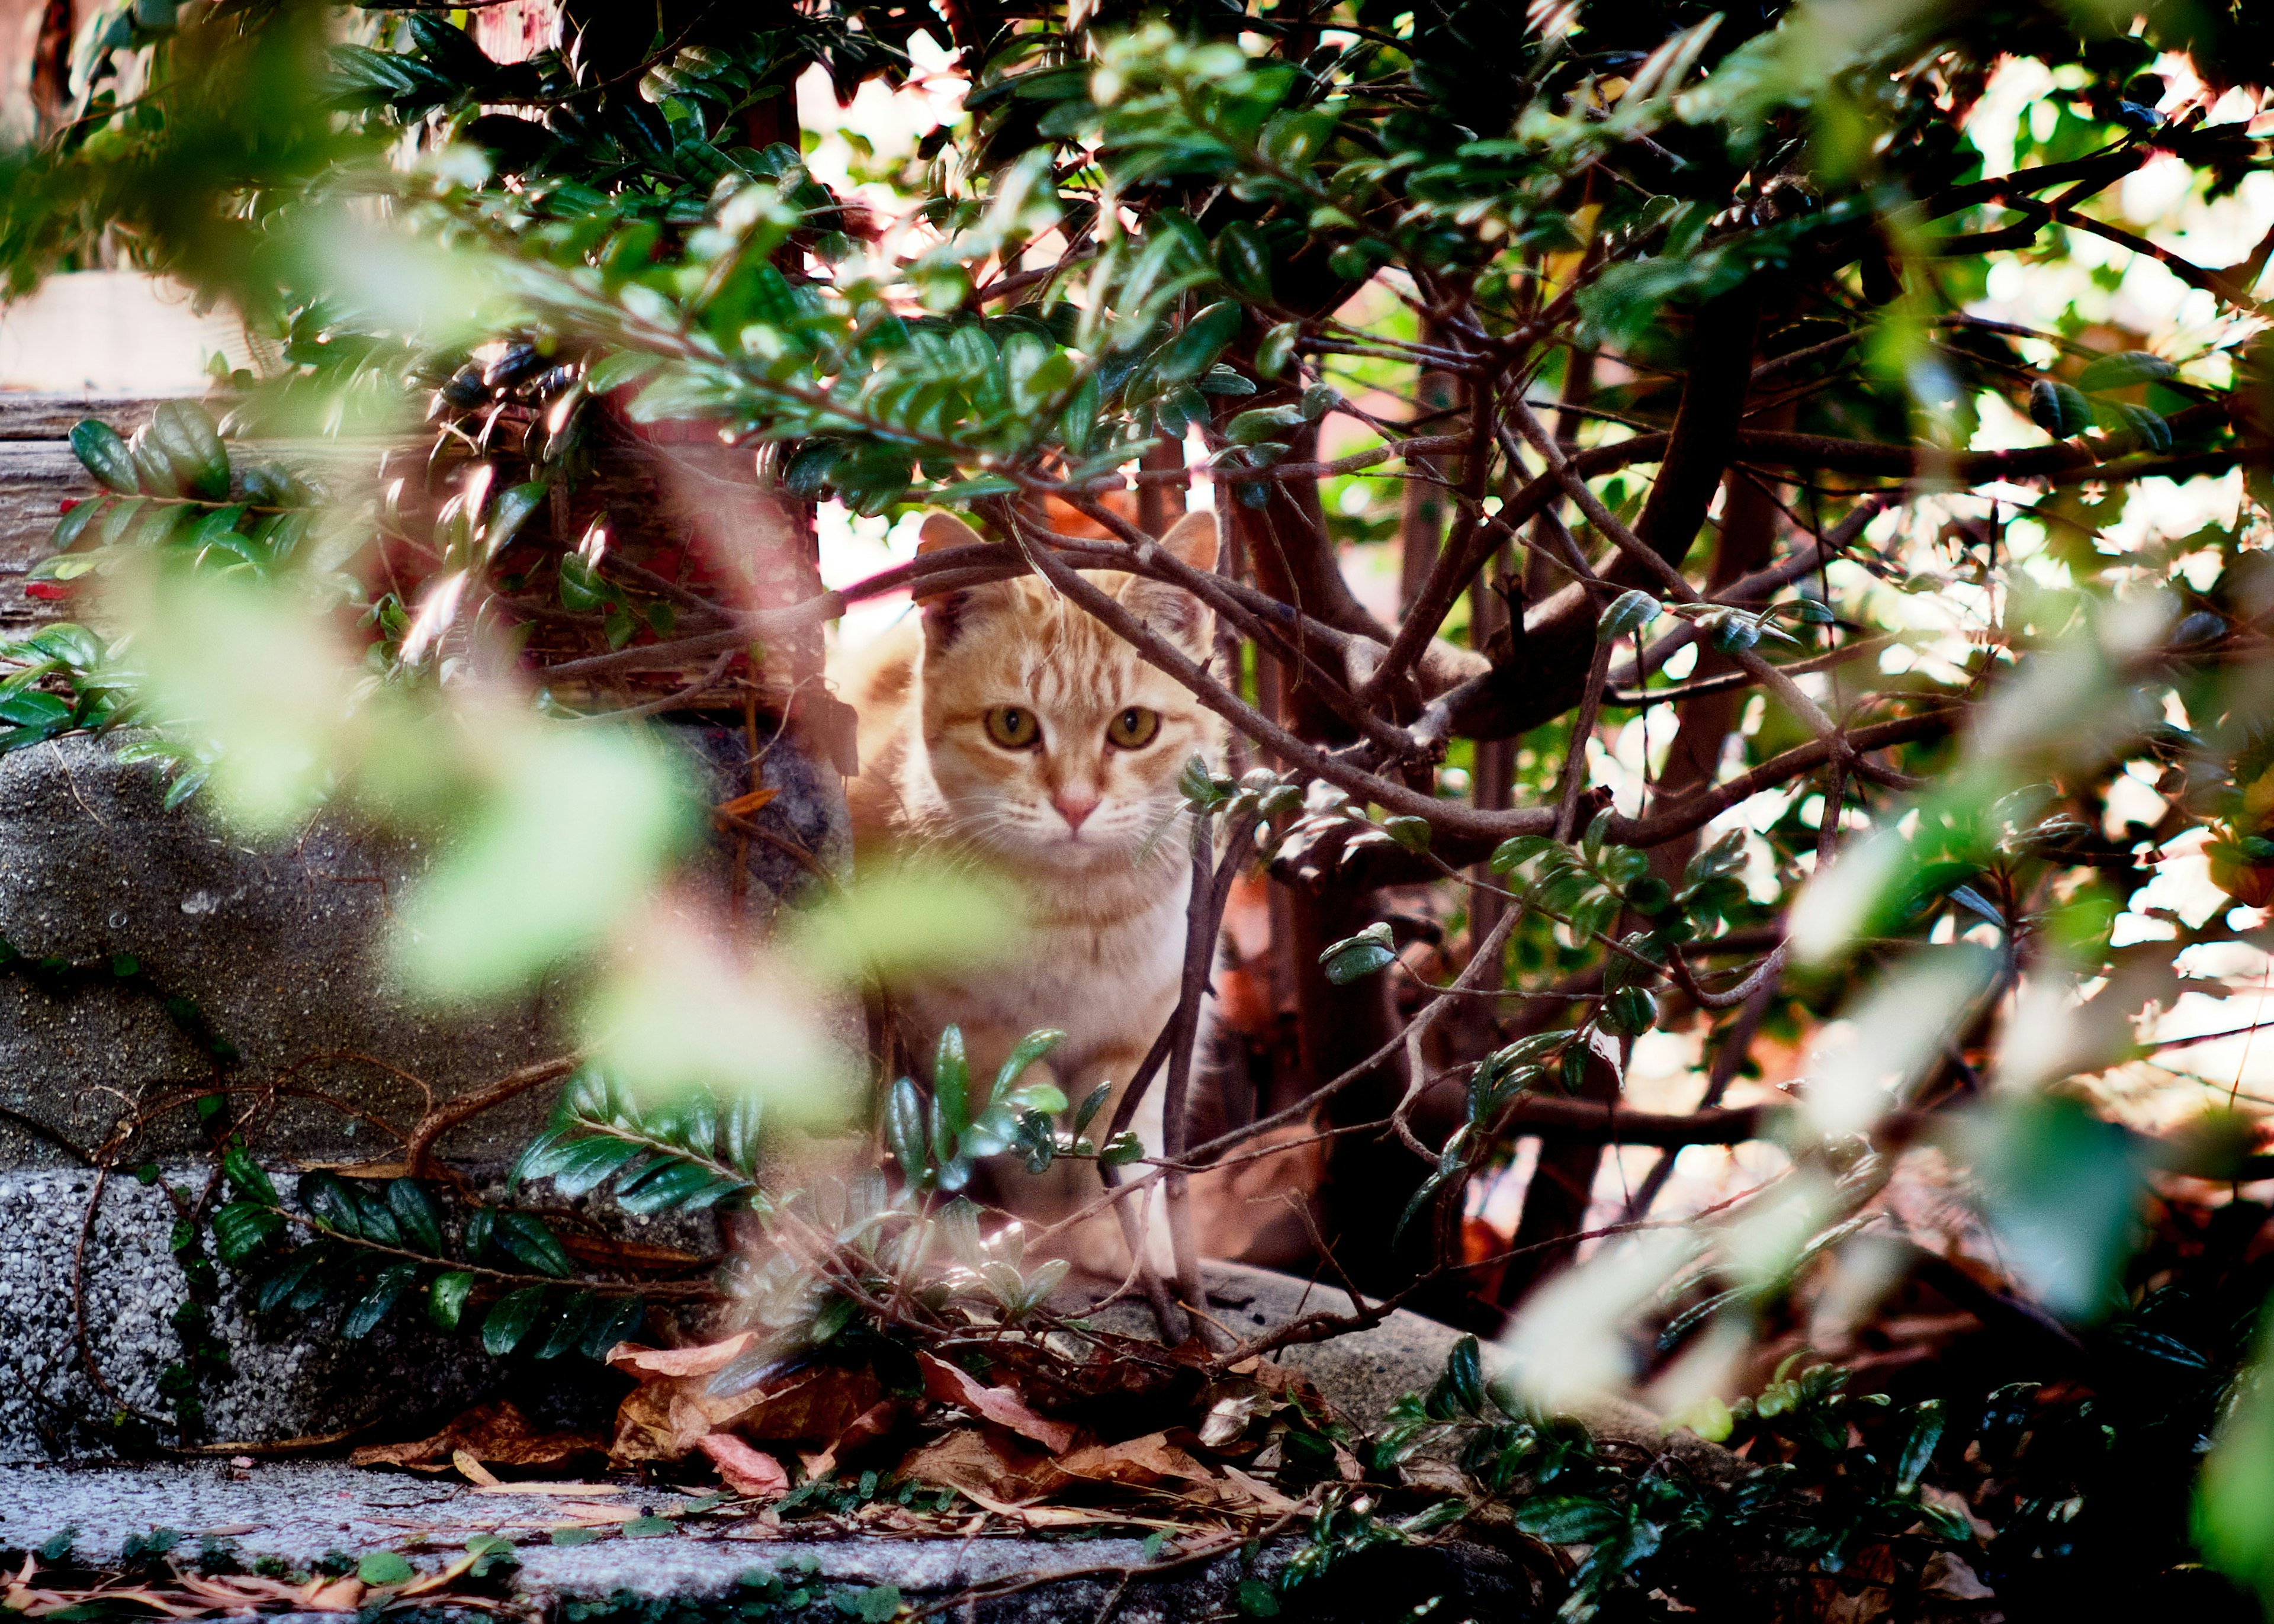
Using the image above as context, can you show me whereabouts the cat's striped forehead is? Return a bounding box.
[923,570,1209,717]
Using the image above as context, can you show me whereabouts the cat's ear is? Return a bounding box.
[916,512,992,649]
[1158,509,1219,573]
[1120,509,1219,652]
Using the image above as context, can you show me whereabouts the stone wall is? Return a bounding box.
[0,723,849,1459]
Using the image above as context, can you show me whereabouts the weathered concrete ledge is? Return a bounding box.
[0,1460,1536,1622]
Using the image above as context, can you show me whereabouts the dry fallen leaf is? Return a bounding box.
[717,787,779,818]
[350,1400,605,1474]
[305,1577,365,1613]
[898,1426,1068,1503]
[918,1352,1075,1452]
[699,1433,791,1497]
[605,1333,757,1379]
[1056,1430,1221,1490]
[612,1356,885,1462]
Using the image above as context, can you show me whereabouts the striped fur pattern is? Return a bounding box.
[833,509,1225,1254]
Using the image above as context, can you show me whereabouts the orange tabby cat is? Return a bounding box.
[833,509,1226,1256]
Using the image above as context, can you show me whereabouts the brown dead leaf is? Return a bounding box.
[349,1400,604,1473]
[917,1353,1075,1452]
[1056,1430,1220,1490]
[799,1397,906,1481]
[451,1449,500,1487]
[612,1358,885,1463]
[717,788,779,818]
[305,1577,366,1613]
[898,1427,1069,1503]
[605,1333,756,1378]
[557,1233,706,1270]
[699,1433,790,1497]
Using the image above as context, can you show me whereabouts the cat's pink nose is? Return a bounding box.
[1053,792,1099,831]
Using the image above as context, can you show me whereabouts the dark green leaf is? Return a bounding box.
[482,1285,548,1355]
[69,420,140,494]
[1598,589,1660,643]
[221,1145,278,1207]
[297,1171,362,1237]
[1510,1494,1626,1545]
[493,1211,575,1278]
[429,1269,476,1330]
[2028,378,2090,438]
[1895,1398,1943,1493]
[933,1024,972,1144]
[1320,921,1396,985]
[887,1076,932,1188]
[582,1294,644,1359]
[343,1263,420,1339]
[211,1201,284,1264]
[2077,349,2176,391]
[387,1180,445,1255]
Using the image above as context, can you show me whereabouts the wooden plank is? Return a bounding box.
[0,442,89,635]
[0,394,174,440]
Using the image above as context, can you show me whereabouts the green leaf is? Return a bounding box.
[387,1180,445,1255]
[1510,1494,1626,1545]
[532,1291,596,1359]
[1320,921,1396,985]
[1602,986,1658,1037]
[69,420,140,494]
[1074,1084,1113,1135]
[886,1076,932,1188]
[2076,349,2176,391]
[297,1172,362,1237]
[545,1134,645,1199]
[343,1263,420,1339]
[486,482,549,552]
[1255,321,1298,379]
[149,400,231,501]
[508,1128,570,1195]
[1598,589,1660,643]
[550,1527,602,1546]
[2102,398,2172,454]
[1234,1578,1280,1617]
[1383,815,1432,853]
[211,1201,284,1264]
[1895,1398,1943,1493]
[429,1270,476,1330]
[582,1294,644,1359]
[623,1516,676,1540]
[831,1584,902,1622]
[1152,301,1245,385]
[1491,834,1560,873]
[482,1285,549,1354]
[993,1028,1065,1099]
[1444,1334,1486,1415]
[221,1146,279,1207]
[722,1089,763,1176]
[492,1211,575,1278]
[614,1156,725,1215]
[2028,379,2090,438]
[1099,1132,1144,1166]
[933,1025,971,1143]
[356,1552,415,1588]
[588,350,666,394]
[1225,404,1308,444]
[1213,222,1274,303]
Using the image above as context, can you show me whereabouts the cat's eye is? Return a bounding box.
[984,706,1041,750]
[1107,707,1161,750]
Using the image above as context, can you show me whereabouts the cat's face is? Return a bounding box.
[914,512,1224,873]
